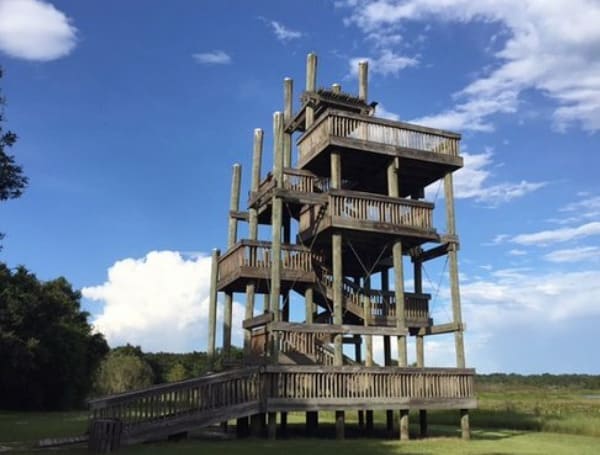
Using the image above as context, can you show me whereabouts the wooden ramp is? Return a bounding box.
[89,365,476,447]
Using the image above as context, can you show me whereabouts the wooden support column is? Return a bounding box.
[236,417,249,438]
[381,268,393,434]
[358,61,368,101]
[306,411,318,436]
[207,248,220,360]
[388,159,407,366]
[362,274,374,434]
[245,129,263,354]
[335,410,345,440]
[267,412,277,439]
[223,163,241,356]
[461,409,471,440]
[413,253,427,436]
[331,148,345,439]
[444,171,466,368]
[444,172,469,435]
[332,83,341,94]
[281,77,293,324]
[269,112,283,360]
[250,413,264,438]
[305,53,317,128]
[270,113,285,358]
[399,409,409,441]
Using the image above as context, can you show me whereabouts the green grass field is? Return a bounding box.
[1,385,599,454]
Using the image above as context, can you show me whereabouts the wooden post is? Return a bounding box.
[306,411,318,436]
[246,130,263,354]
[354,335,364,428]
[399,409,409,440]
[364,274,373,368]
[444,172,466,368]
[223,163,241,357]
[358,60,368,101]
[270,113,284,359]
[280,412,287,437]
[236,417,249,438]
[305,53,317,128]
[388,159,407,366]
[461,409,471,440]
[283,77,293,168]
[305,287,314,323]
[419,410,428,438]
[267,412,277,439]
[207,248,220,361]
[331,83,341,94]
[335,410,345,440]
[250,413,263,438]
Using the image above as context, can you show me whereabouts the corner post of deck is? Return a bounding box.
[358,60,368,102]
[245,130,263,356]
[305,53,317,128]
[399,409,409,441]
[331,83,341,94]
[270,112,285,359]
[208,248,220,362]
[443,171,465,368]
[223,163,241,357]
[267,411,277,439]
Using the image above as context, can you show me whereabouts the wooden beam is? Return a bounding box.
[243,312,274,330]
[417,322,466,336]
[269,321,408,337]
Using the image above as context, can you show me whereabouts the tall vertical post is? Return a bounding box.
[223,164,241,357]
[416,253,427,437]
[270,113,284,359]
[331,146,344,439]
[245,129,263,355]
[207,248,220,361]
[305,53,317,128]
[331,83,341,94]
[363,275,374,433]
[381,268,393,434]
[283,77,293,168]
[444,172,466,368]
[358,61,368,101]
[444,171,469,438]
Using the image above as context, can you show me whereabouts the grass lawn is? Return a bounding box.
[1,386,599,453]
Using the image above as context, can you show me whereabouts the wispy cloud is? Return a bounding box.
[544,246,600,263]
[512,222,600,246]
[269,20,303,42]
[192,50,232,65]
[373,103,400,120]
[0,0,77,61]
[339,0,600,132]
[349,50,418,77]
[430,148,546,206]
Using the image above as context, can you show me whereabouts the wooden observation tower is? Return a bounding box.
[88,53,476,448]
[207,53,475,439]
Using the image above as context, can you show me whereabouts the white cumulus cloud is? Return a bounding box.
[0,0,77,61]
[192,50,232,65]
[349,50,418,77]
[83,251,244,353]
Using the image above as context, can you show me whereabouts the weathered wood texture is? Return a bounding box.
[89,365,476,445]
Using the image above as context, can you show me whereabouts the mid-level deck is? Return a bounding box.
[297,110,463,197]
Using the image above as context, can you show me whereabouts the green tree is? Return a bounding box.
[0,263,109,410]
[94,351,154,395]
[0,67,28,248]
[166,362,188,382]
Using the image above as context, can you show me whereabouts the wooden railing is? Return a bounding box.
[89,365,476,443]
[318,270,430,323]
[330,190,434,231]
[88,368,261,434]
[278,331,336,365]
[219,240,315,280]
[264,365,475,410]
[298,109,460,160]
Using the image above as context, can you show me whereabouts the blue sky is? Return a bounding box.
[1,0,599,373]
